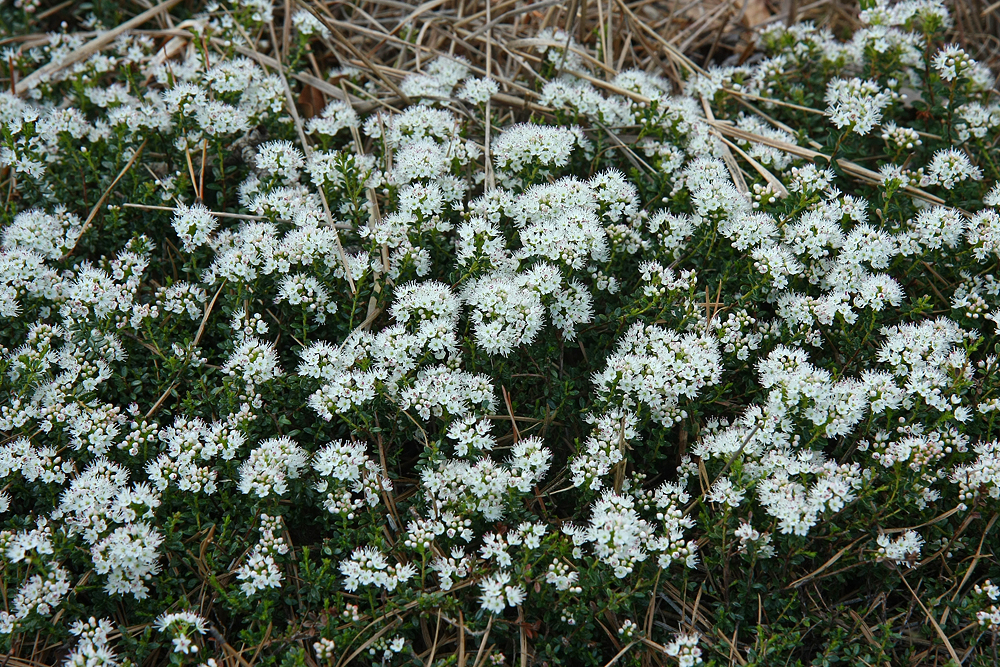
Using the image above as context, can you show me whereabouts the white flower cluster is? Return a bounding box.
[479,570,526,614]
[492,123,589,183]
[313,439,390,517]
[305,100,358,138]
[90,522,163,599]
[875,529,924,566]
[292,9,330,38]
[171,203,218,252]
[932,44,975,81]
[155,611,208,656]
[920,148,983,189]
[63,617,119,667]
[951,439,1000,509]
[570,409,640,489]
[563,488,697,578]
[238,436,308,498]
[236,514,288,597]
[974,580,1000,629]
[400,56,470,99]
[662,632,703,667]
[420,436,552,521]
[825,77,893,136]
[2,207,82,259]
[430,546,474,591]
[592,323,722,425]
[339,546,417,592]
[462,272,545,356]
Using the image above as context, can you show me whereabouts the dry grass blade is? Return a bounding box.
[304,4,412,104]
[506,38,616,74]
[144,279,225,421]
[518,605,529,667]
[707,120,947,205]
[701,97,749,193]
[194,280,228,349]
[941,512,999,626]
[717,135,790,197]
[472,614,494,667]
[335,618,403,667]
[458,610,467,667]
[603,640,639,666]
[392,0,450,34]
[64,138,148,259]
[882,506,963,533]
[899,573,961,665]
[785,537,866,589]
[426,608,443,667]
[613,0,707,78]
[484,0,495,190]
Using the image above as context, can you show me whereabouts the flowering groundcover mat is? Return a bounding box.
[0,0,999,665]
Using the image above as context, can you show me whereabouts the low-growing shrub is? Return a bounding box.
[0,0,999,665]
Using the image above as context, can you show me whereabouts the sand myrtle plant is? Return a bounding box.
[2,0,1000,665]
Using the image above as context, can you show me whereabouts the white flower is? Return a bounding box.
[545,560,580,591]
[920,148,982,189]
[706,477,745,507]
[854,273,904,311]
[825,77,892,136]
[400,56,469,98]
[305,100,358,137]
[458,77,498,105]
[90,522,163,599]
[155,611,207,655]
[172,203,218,252]
[455,216,512,270]
[462,272,545,356]
[875,530,923,566]
[751,243,804,290]
[592,323,722,425]
[63,617,118,666]
[238,437,308,498]
[292,9,330,38]
[313,439,390,516]
[492,123,583,177]
[662,632,703,667]
[236,548,283,596]
[222,336,283,387]
[900,206,965,255]
[880,121,921,150]
[2,207,83,259]
[391,138,449,183]
[478,570,525,613]
[255,140,305,183]
[517,205,609,270]
[397,365,496,421]
[339,546,416,592]
[446,416,496,456]
[275,274,336,323]
[568,492,647,577]
[13,565,71,619]
[954,102,1000,142]
[932,44,975,81]
[390,280,461,326]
